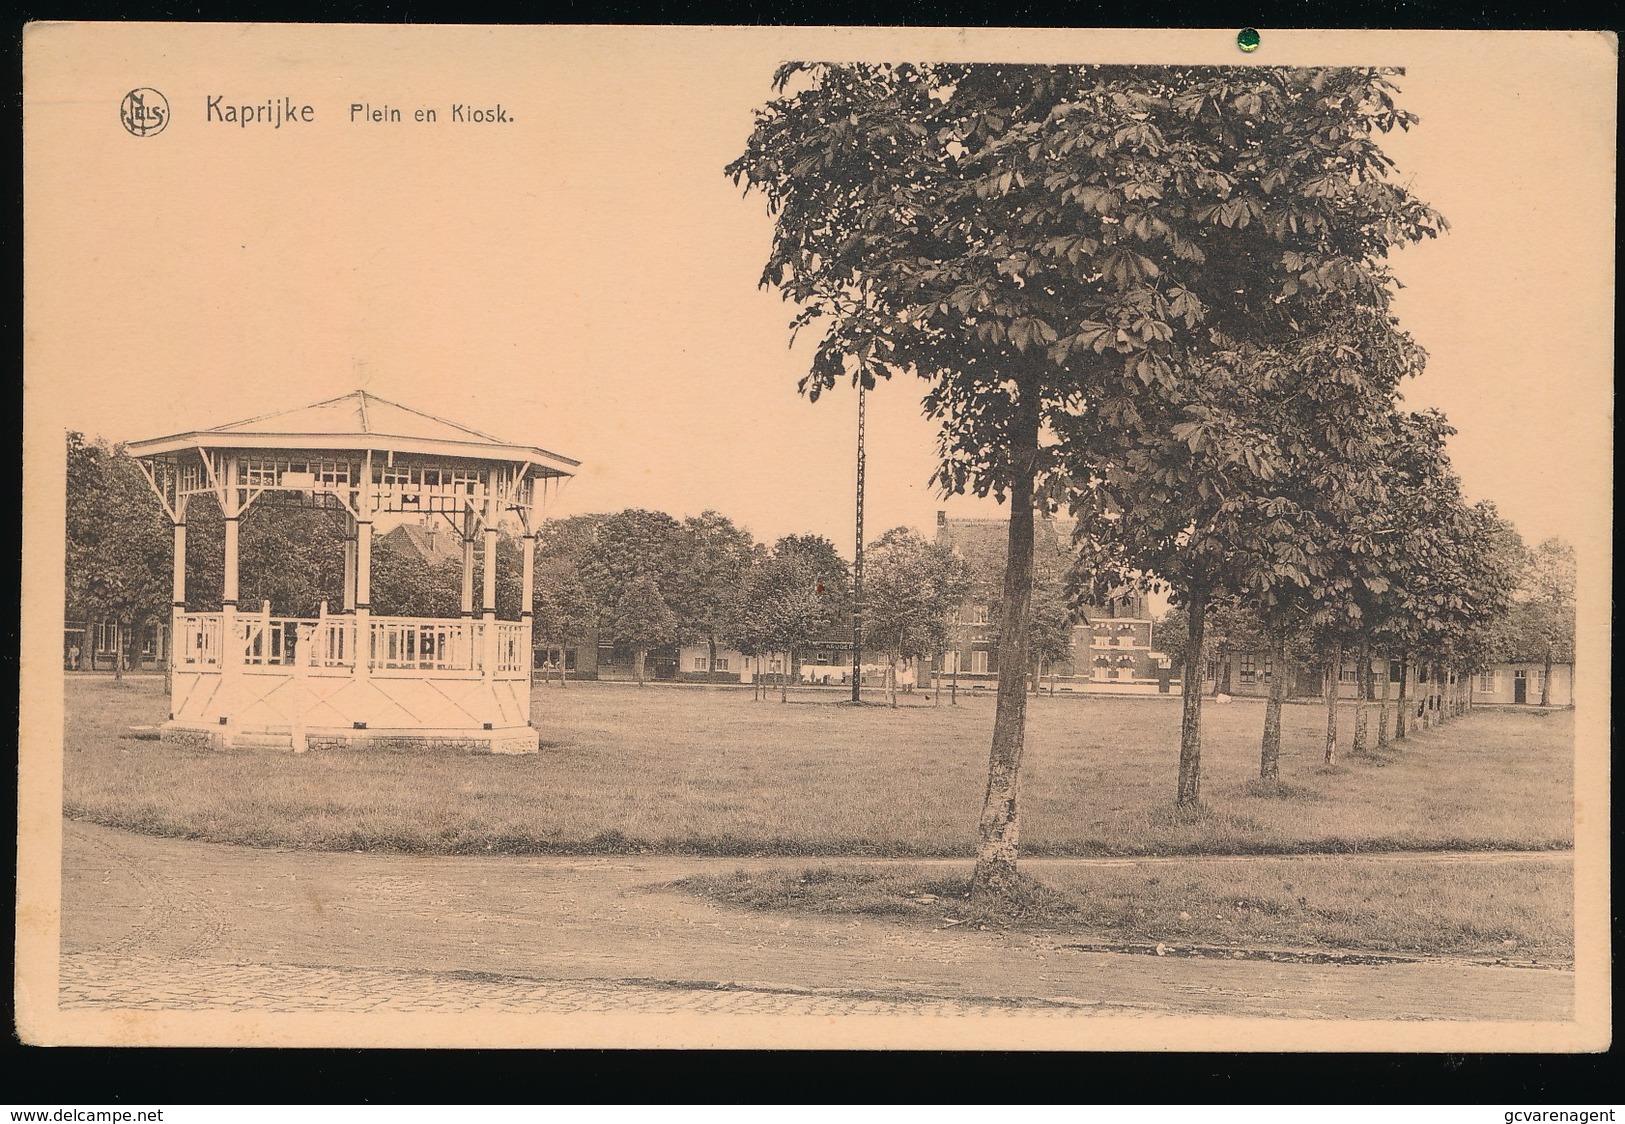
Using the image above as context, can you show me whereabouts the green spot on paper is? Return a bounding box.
[1237,28,1261,52]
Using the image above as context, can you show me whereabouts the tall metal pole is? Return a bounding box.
[850,379,866,703]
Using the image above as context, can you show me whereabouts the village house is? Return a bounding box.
[1471,661,1574,707]
[63,619,169,672]
[1193,653,1574,708]
[933,512,1171,693]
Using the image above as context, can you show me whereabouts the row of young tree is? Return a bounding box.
[527,508,859,691]
[531,509,974,706]
[1155,527,1576,737]
[729,62,1568,904]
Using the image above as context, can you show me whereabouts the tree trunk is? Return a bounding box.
[1377,654,1392,749]
[1423,663,1434,729]
[112,620,124,682]
[950,657,958,705]
[1219,654,1233,696]
[1176,590,1207,806]
[780,651,789,703]
[1260,624,1287,782]
[1541,649,1552,707]
[969,392,1039,906]
[1395,655,1409,740]
[1323,640,1342,766]
[1352,640,1370,754]
[634,647,646,687]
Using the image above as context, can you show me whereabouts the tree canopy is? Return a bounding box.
[66,434,170,673]
[861,526,969,705]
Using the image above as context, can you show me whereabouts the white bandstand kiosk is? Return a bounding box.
[128,391,577,754]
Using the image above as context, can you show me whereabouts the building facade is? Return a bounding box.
[934,512,1169,692]
[1472,661,1574,707]
[1193,653,1574,708]
[64,618,169,671]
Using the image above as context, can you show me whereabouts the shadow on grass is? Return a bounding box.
[1143,801,1264,833]
[1239,777,1322,801]
[672,864,1080,929]
[670,858,1575,960]
[1347,746,1404,767]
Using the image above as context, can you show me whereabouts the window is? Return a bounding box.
[693,656,708,671]
[1389,660,1402,684]
[971,606,990,626]
[1478,670,1495,692]
[970,650,988,674]
[1339,664,1358,682]
[714,657,730,672]
[1535,669,1547,693]
[1205,659,1218,680]
[1239,654,1257,683]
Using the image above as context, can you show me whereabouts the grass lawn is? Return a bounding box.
[62,675,1573,857]
[673,857,1574,962]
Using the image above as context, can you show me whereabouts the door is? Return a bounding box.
[1514,670,1527,704]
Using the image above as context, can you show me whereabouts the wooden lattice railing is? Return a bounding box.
[172,610,529,679]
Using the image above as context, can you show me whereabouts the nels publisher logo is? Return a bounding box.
[120,87,169,137]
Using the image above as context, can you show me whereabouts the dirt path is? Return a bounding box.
[59,819,1572,1022]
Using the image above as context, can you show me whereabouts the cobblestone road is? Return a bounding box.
[56,820,1573,1022]
[60,953,1126,1017]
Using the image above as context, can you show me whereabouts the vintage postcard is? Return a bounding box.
[18,24,1614,1050]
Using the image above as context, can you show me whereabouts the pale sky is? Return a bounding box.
[25,26,1615,559]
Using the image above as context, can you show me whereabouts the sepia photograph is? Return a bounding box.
[17,24,1614,1051]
